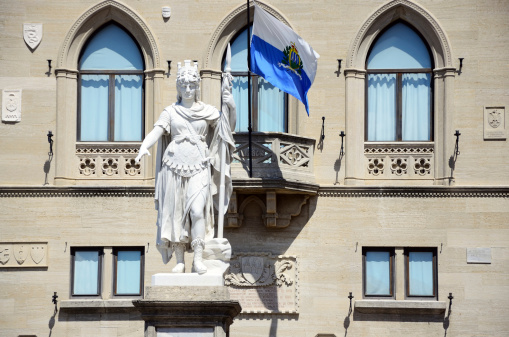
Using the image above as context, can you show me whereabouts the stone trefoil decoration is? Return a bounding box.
[76,145,141,178]
[368,158,384,175]
[365,143,434,179]
[414,158,431,175]
[225,253,298,314]
[135,48,236,275]
[2,89,22,123]
[23,23,43,50]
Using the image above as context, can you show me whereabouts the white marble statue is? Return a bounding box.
[135,59,236,274]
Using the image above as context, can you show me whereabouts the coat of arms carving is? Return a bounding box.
[14,245,29,265]
[23,23,43,50]
[0,246,10,265]
[31,245,45,264]
[241,256,265,284]
[488,110,502,128]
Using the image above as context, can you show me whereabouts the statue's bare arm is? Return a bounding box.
[135,126,165,163]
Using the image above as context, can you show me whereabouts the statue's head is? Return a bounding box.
[176,60,201,103]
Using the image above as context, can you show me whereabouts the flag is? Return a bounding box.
[250,4,320,114]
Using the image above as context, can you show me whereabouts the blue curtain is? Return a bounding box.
[409,252,434,296]
[74,251,99,295]
[114,75,143,141]
[402,73,431,141]
[365,251,391,295]
[258,78,286,132]
[80,75,109,141]
[367,74,396,141]
[232,76,249,132]
[116,251,141,294]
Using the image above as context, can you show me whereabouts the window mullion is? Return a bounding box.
[108,74,115,141]
[396,73,402,141]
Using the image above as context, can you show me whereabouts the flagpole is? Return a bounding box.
[247,0,253,178]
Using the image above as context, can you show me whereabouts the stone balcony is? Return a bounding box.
[231,132,317,191]
[227,132,318,229]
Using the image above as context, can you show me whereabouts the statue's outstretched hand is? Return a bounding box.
[135,147,150,164]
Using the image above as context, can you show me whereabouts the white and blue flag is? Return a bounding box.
[250,4,319,114]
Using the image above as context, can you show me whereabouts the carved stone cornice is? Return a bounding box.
[232,179,319,195]
[318,186,509,198]
[0,186,154,198]
[1,186,507,199]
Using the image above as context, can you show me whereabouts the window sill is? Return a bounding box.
[60,299,138,313]
[354,300,446,315]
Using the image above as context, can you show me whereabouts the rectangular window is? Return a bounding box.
[405,248,437,298]
[113,248,144,296]
[363,248,394,297]
[71,248,103,296]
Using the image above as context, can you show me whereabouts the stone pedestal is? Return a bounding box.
[133,285,241,337]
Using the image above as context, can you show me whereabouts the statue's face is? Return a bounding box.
[177,80,197,101]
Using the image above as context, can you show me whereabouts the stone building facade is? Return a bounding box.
[0,0,508,336]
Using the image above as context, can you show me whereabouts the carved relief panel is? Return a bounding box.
[484,106,506,140]
[225,253,298,314]
[2,89,22,122]
[76,144,141,179]
[365,143,434,180]
[0,242,48,267]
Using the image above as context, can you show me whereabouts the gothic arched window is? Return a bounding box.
[78,24,144,141]
[366,22,432,142]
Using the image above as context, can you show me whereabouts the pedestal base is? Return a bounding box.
[133,286,241,337]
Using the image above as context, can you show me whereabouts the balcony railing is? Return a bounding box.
[231,132,316,186]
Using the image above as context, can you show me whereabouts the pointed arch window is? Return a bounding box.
[223,26,287,133]
[366,22,433,142]
[78,24,144,141]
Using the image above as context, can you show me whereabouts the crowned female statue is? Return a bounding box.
[135,59,236,274]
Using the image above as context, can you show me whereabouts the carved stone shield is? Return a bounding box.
[241,256,264,284]
[0,246,10,265]
[23,23,43,50]
[488,110,502,128]
[31,245,45,264]
[14,245,29,265]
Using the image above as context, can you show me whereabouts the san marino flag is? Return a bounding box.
[250,3,320,114]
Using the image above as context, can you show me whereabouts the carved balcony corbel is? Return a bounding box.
[225,190,310,229]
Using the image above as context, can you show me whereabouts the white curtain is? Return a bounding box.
[367,74,396,141]
[114,75,143,141]
[365,251,391,295]
[74,251,99,295]
[80,75,109,141]
[402,73,431,141]
[408,251,434,296]
[258,78,285,132]
[116,251,141,294]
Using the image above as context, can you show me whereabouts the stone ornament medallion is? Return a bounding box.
[484,106,506,140]
[31,245,45,264]
[0,246,10,265]
[225,253,298,314]
[241,256,264,284]
[2,89,22,122]
[14,245,29,265]
[23,23,42,50]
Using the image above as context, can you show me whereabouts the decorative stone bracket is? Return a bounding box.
[226,191,309,229]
